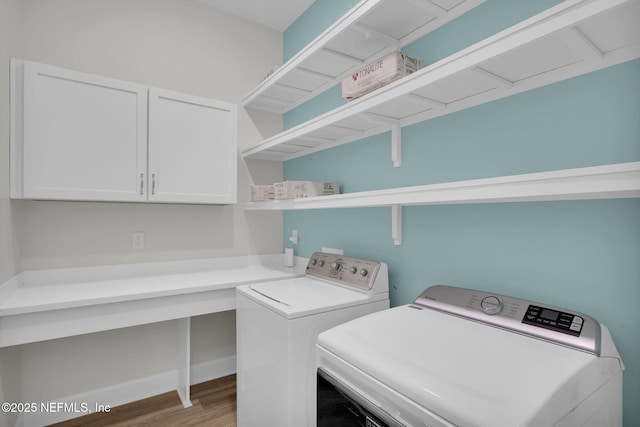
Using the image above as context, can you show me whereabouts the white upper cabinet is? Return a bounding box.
[11,60,238,204]
[148,89,237,204]
[11,60,148,202]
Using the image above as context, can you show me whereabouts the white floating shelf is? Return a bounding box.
[243,162,640,210]
[243,162,640,245]
[242,0,640,164]
[242,0,486,113]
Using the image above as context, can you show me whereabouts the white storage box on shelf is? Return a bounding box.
[342,51,423,100]
[251,185,275,202]
[274,181,340,200]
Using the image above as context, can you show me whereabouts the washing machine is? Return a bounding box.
[317,285,625,427]
[236,251,390,427]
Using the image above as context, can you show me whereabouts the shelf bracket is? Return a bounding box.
[296,66,336,82]
[298,135,334,146]
[391,123,401,168]
[392,205,402,246]
[405,93,446,109]
[321,48,364,65]
[557,26,604,61]
[274,82,313,95]
[362,113,402,167]
[406,0,447,16]
[352,23,400,50]
[472,67,513,89]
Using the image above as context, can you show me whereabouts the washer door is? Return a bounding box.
[317,368,403,427]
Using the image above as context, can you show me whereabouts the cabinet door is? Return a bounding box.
[17,61,148,201]
[148,88,237,204]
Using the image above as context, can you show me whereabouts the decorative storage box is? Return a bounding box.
[274,181,340,200]
[251,185,275,201]
[342,51,423,100]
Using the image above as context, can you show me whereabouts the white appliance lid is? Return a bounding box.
[317,305,623,427]
[239,278,382,319]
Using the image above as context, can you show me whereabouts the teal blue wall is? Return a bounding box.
[282,1,640,425]
[283,0,359,61]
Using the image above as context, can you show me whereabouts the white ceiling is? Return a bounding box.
[196,0,315,32]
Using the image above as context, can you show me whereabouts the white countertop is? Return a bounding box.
[0,254,307,347]
[0,255,305,316]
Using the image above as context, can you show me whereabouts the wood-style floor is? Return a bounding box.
[49,374,237,427]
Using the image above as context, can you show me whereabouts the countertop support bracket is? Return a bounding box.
[177,317,193,408]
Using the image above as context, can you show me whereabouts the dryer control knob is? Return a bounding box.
[350,267,358,274]
[480,296,503,315]
[360,269,368,277]
[330,261,342,272]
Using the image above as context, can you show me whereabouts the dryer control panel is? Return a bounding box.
[306,252,380,291]
[413,285,601,355]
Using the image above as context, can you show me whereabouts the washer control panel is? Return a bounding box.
[413,285,601,355]
[522,305,584,336]
[306,252,380,291]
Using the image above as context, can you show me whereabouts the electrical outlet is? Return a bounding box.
[132,232,145,249]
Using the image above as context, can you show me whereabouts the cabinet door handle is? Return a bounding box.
[152,174,156,195]
[140,173,144,195]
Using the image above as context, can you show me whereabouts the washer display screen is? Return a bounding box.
[540,308,559,321]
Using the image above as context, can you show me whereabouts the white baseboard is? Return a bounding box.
[15,356,236,427]
[191,355,236,385]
